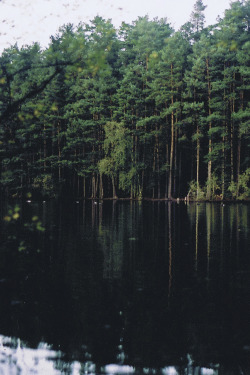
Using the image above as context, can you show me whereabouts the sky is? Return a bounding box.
[0,0,233,53]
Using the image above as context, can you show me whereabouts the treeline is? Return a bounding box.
[0,0,249,200]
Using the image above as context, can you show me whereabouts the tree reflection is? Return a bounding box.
[0,201,249,373]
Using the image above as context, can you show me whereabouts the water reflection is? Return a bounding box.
[0,201,249,374]
[0,334,220,375]
[0,335,62,374]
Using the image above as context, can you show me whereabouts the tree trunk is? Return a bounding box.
[230,74,236,184]
[165,142,169,199]
[156,132,160,199]
[92,173,97,199]
[236,135,241,198]
[173,119,178,197]
[168,107,174,199]
[99,173,104,199]
[221,135,225,200]
[236,86,244,198]
[206,58,212,200]
[152,142,156,199]
[168,64,175,199]
[43,122,47,171]
[83,176,86,199]
[57,121,61,181]
[111,175,117,199]
[196,124,200,200]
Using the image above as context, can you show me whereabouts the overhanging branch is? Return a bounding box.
[0,66,63,122]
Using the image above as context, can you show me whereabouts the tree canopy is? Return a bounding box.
[0,1,249,201]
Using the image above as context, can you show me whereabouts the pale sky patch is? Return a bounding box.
[0,0,232,53]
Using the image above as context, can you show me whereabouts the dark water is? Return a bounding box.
[0,200,249,375]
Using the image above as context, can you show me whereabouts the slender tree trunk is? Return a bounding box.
[131,117,135,199]
[43,122,47,172]
[196,124,200,200]
[57,121,61,181]
[230,74,236,184]
[83,176,86,199]
[173,119,178,197]
[168,107,174,199]
[77,174,80,197]
[230,117,234,184]
[141,133,146,198]
[236,134,241,198]
[222,65,226,200]
[111,175,117,199]
[156,132,161,199]
[165,142,169,199]
[236,88,244,198]
[81,146,86,198]
[178,150,182,198]
[206,58,212,200]
[168,66,175,200]
[222,135,225,200]
[99,173,104,199]
[92,173,96,199]
[153,143,156,199]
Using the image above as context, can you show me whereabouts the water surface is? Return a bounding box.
[0,201,249,374]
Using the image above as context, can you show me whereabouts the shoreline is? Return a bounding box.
[3,195,250,204]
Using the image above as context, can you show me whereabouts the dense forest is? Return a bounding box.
[0,0,249,201]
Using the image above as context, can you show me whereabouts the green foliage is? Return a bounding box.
[206,174,220,200]
[188,180,206,200]
[98,121,131,195]
[228,168,250,200]
[32,174,56,197]
[0,2,249,200]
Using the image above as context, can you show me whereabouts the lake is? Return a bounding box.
[0,200,249,375]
